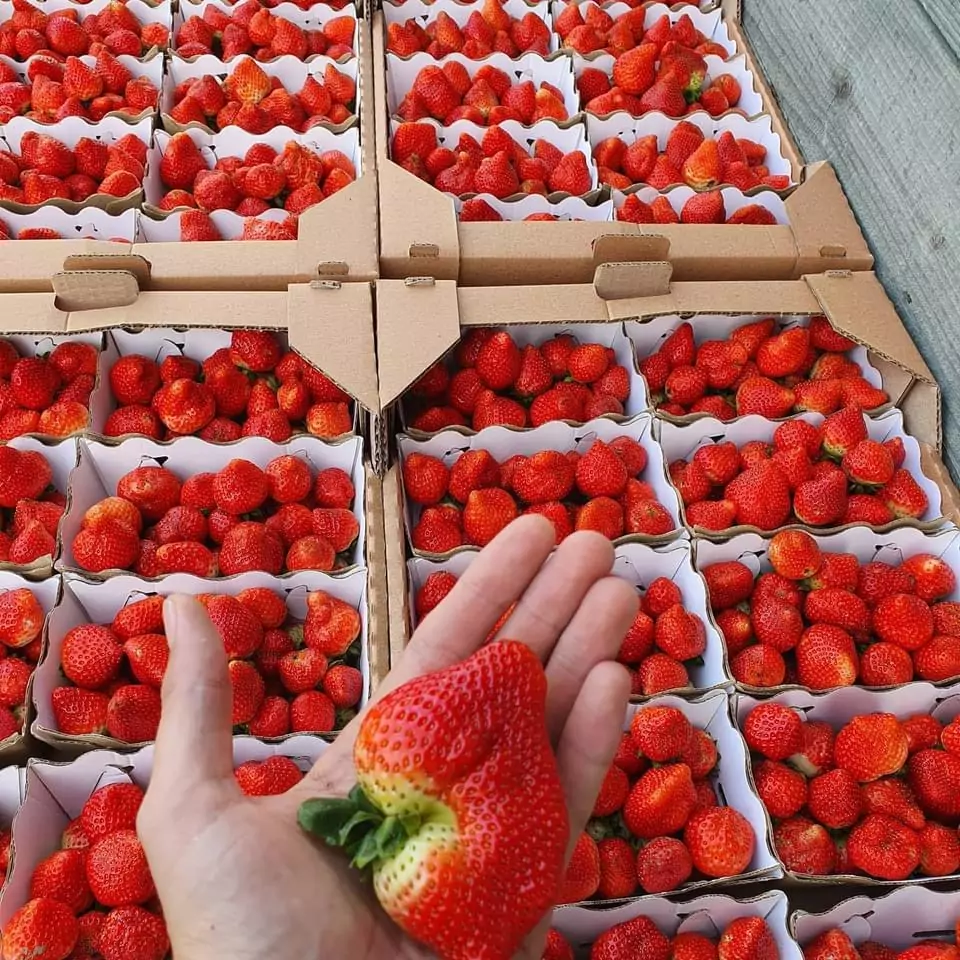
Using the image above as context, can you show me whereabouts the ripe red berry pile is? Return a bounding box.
[155,133,356,217]
[396,62,569,126]
[2,782,170,960]
[802,927,946,960]
[404,328,634,433]
[175,2,355,61]
[670,409,929,533]
[559,705,756,903]
[0,338,98,440]
[386,0,551,59]
[391,121,593,198]
[70,455,359,576]
[640,317,888,421]
[0,129,148,206]
[596,125,787,193]
[0,0,169,63]
[51,585,362,741]
[403,435,675,551]
[545,912,781,960]
[168,58,356,133]
[0,586,47,738]
[618,190,778,225]
[704,530,960,689]
[744,701,960,881]
[0,53,159,124]
[104,329,352,441]
[563,10,742,118]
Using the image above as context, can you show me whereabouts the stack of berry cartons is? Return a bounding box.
[736,683,960,886]
[0,737,327,955]
[374,0,872,283]
[547,889,801,960]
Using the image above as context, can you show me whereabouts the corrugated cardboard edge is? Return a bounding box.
[382,462,410,668]
[364,463,390,689]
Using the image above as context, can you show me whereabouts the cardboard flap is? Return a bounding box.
[61,253,150,286]
[921,443,960,525]
[592,234,671,268]
[805,273,935,383]
[0,295,69,333]
[286,281,380,414]
[51,270,140,313]
[376,278,460,407]
[787,163,873,272]
[594,260,672,301]
[458,283,608,326]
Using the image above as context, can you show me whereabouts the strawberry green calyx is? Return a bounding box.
[299,640,569,960]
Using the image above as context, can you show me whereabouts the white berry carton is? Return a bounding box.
[736,682,960,887]
[625,312,886,422]
[0,734,329,925]
[612,183,788,224]
[385,50,579,126]
[57,433,366,576]
[556,1,735,57]
[138,207,296,240]
[574,688,779,905]
[0,52,164,124]
[0,436,80,578]
[173,0,360,63]
[658,408,945,538]
[397,415,683,556]
[0,764,24,892]
[161,53,360,135]
[89,325,359,439]
[0,207,139,243]
[387,116,598,201]
[575,53,763,120]
[585,111,794,192]
[0,573,60,763]
[791,885,960,951]
[0,116,153,215]
[144,123,362,213]
[33,567,369,753]
[453,192,613,221]
[697,524,960,694]
[383,0,558,56]
[399,319,645,435]
[553,890,799,957]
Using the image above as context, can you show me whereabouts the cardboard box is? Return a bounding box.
[0,21,378,292]
[397,415,683,557]
[791,885,960,950]
[405,538,730,693]
[0,737,328,924]
[659,408,944,538]
[0,574,60,764]
[735,682,960,887]
[697,524,960,695]
[373,6,873,283]
[552,890,800,958]
[33,568,370,754]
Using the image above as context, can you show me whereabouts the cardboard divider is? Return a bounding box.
[735,682,960,886]
[33,568,369,754]
[0,737,328,925]
[695,524,960,695]
[0,21,378,291]
[553,890,798,956]
[791,885,960,949]
[0,574,61,764]
[57,433,367,576]
[397,414,684,556]
[658,408,944,538]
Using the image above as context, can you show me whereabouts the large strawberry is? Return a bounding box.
[298,641,568,960]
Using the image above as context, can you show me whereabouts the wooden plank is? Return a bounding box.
[742,0,960,476]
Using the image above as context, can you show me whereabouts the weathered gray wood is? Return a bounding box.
[742,0,960,477]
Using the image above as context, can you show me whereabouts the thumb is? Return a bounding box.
[149,595,237,795]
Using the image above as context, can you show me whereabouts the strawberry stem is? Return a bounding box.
[299,785,419,870]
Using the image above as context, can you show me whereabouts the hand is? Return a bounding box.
[138,515,637,960]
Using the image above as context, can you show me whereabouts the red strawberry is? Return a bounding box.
[773,817,835,875]
[683,807,754,878]
[847,813,919,880]
[1,899,79,960]
[636,836,693,895]
[795,624,859,689]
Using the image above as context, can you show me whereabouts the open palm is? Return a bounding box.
[138,515,637,960]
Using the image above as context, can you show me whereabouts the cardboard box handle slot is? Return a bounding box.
[819,244,848,258]
[409,243,440,259]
